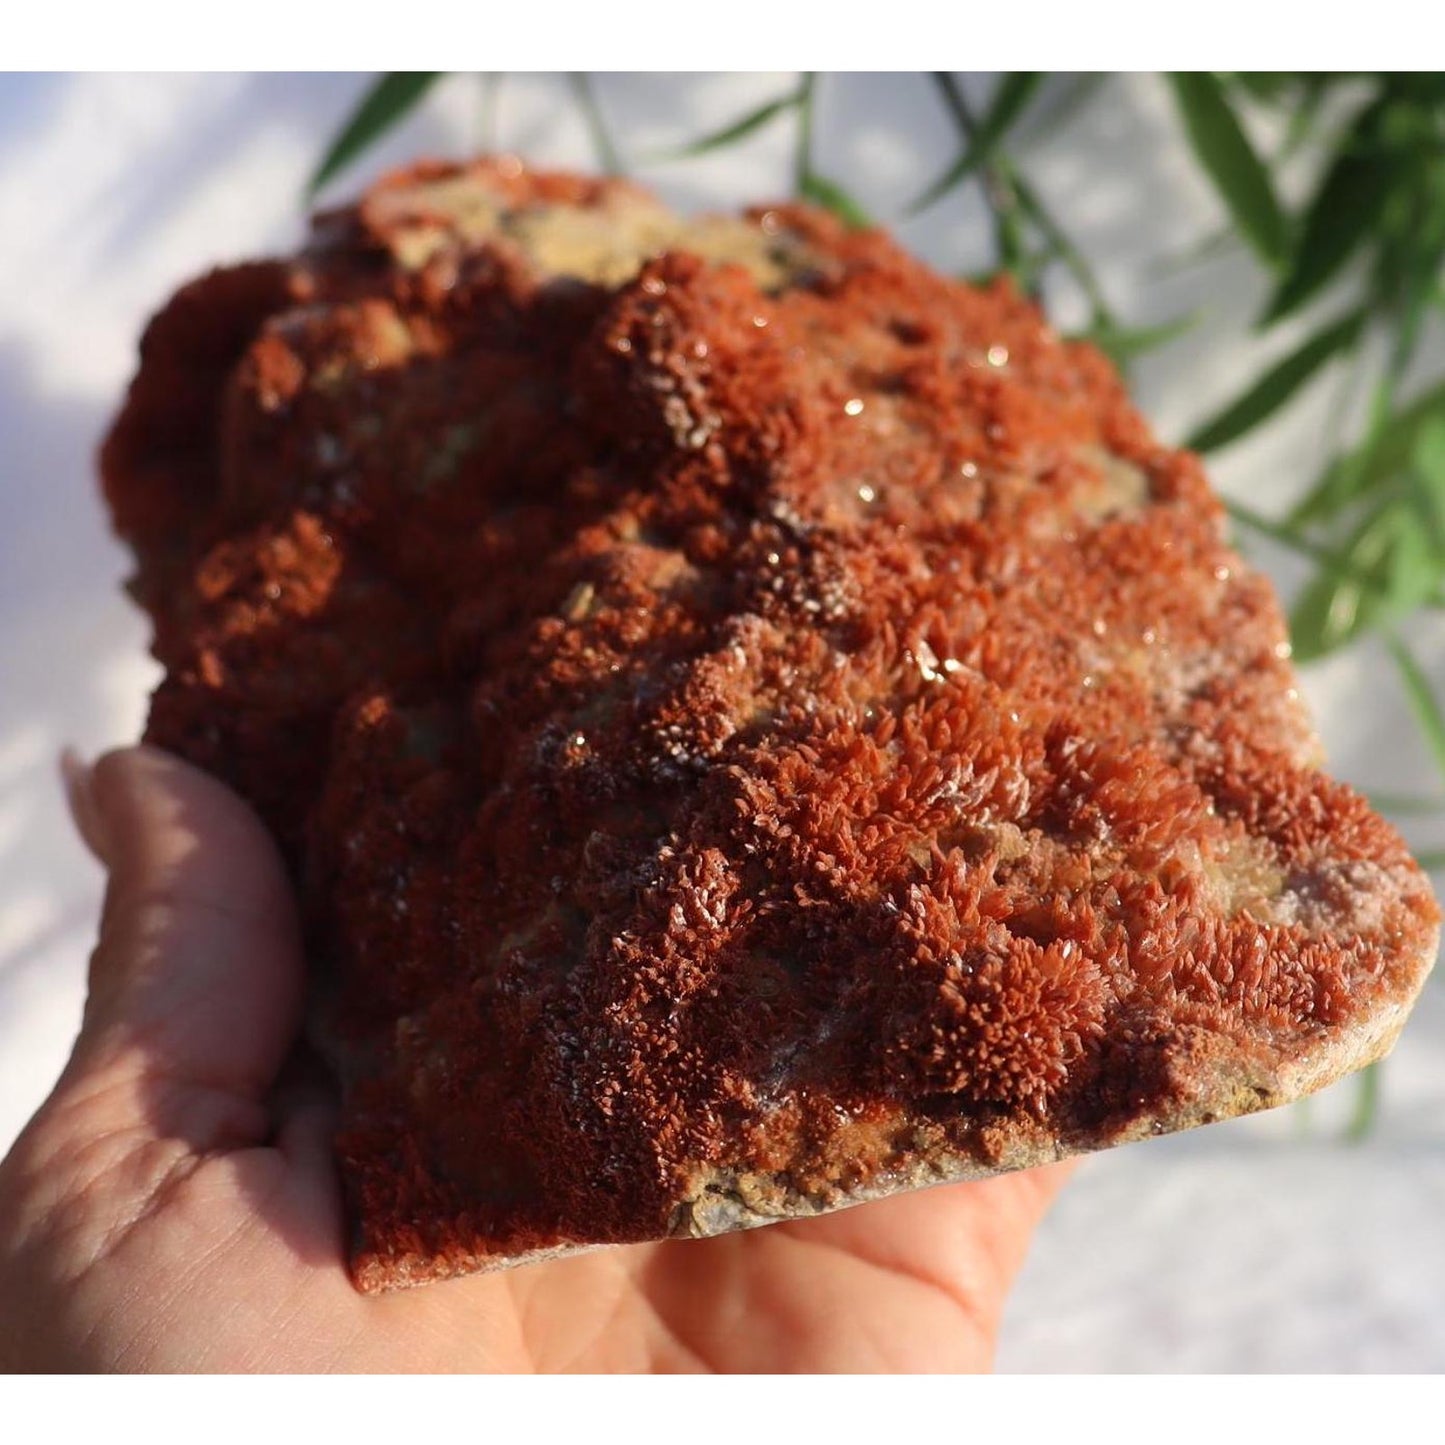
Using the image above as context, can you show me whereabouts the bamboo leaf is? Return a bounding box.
[908,72,1042,214]
[570,73,622,175]
[910,150,981,217]
[1072,311,1199,368]
[1167,72,1289,266]
[1278,80,1330,160]
[1019,73,1106,140]
[1417,415,1445,481]
[665,91,800,159]
[798,173,871,230]
[1229,73,1298,104]
[1370,162,1445,378]
[1186,308,1365,453]
[1288,504,1400,661]
[1412,449,1445,585]
[983,71,1045,146]
[1389,516,1440,618]
[1290,569,1366,664]
[1230,501,1445,615]
[1010,170,1112,321]
[995,211,1035,289]
[308,72,443,198]
[1149,225,1239,278]
[1387,633,1445,785]
[1262,128,1400,322]
[1293,380,1445,527]
[1372,97,1445,154]
[1410,419,1445,568]
[1228,500,1340,565]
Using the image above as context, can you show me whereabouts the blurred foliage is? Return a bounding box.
[313,72,1445,1135]
[308,73,443,196]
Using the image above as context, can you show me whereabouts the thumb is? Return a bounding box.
[56,744,306,1146]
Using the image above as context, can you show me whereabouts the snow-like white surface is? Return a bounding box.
[0,72,1440,1372]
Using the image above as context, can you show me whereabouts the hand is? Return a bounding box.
[0,746,1070,1373]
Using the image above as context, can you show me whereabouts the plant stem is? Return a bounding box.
[1226,500,1342,565]
[1014,171,1116,325]
[1387,632,1445,786]
[930,71,1114,321]
[794,72,817,191]
[1227,500,1445,611]
[931,73,1031,285]
[570,73,622,175]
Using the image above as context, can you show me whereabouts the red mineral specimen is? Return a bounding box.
[102,160,1440,1290]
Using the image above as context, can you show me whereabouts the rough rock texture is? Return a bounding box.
[101,158,1441,1292]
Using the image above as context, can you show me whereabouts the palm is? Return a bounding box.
[433,1168,1061,1371]
[30,1124,1061,1371]
[0,747,1065,1373]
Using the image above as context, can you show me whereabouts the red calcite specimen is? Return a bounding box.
[102,160,1440,1290]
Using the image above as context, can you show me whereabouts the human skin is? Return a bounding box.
[0,746,1070,1373]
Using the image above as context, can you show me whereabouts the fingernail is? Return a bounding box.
[60,747,111,864]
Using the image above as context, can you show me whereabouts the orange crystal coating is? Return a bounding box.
[101,160,1439,1288]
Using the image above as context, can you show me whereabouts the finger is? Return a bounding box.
[944,1157,1077,1293]
[771,1158,1076,1356]
[58,745,307,1140]
[827,1157,1073,1278]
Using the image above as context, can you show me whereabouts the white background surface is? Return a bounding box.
[0,72,1441,1372]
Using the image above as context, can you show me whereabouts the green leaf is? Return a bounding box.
[1290,571,1365,664]
[1417,414,1445,472]
[665,91,800,160]
[308,72,443,198]
[1228,72,1299,104]
[1279,95,1326,160]
[908,72,1042,214]
[1288,504,1401,661]
[1262,122,1400,322]
[1020,73,1107,140]
[994,210,1035,290]
[1228,500,1340,565]
[989,71,1046,133]
[1148,225,1240,278]
[909,150,977,217]
[1371,97,1445,154]
[1293,380,1445,527]
[1387,633,1445,786]
[1072,311,1200,368]
[569,73,622,175]
[1408,419,1445,581]
[1377,170,1445,365]
[1186,308,1365,453]
[1384,73,1445,105]
[1414,414,1445,499]
[1167,72,1289,266]
[798,173,872,230]
[1415,849,1445,871]
[1388,515,1439,617]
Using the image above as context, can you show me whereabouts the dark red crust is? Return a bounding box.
[101,159,1440,1290]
